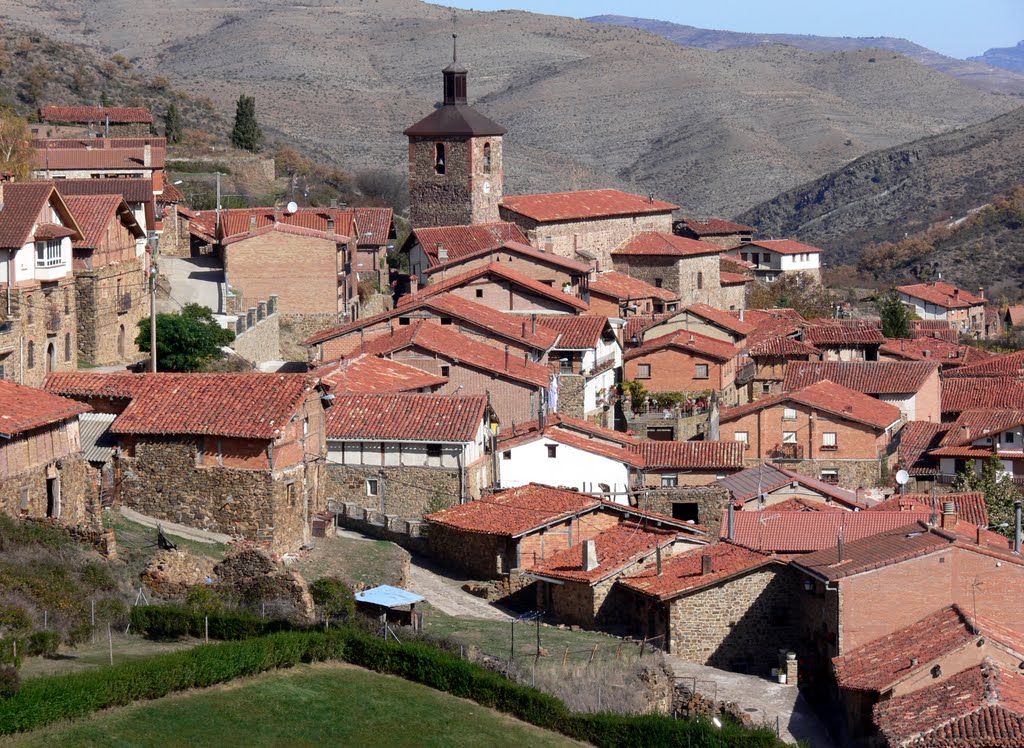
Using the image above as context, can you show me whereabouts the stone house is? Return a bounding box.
[611,232,736,310]
[353,207,394,293]
[618,542,803,675]
[62,194,148,366]
[624,328,740,403]
[0,182,83,387]
[587,271,678,317]
[34,106,154,138]
[303,293,557,363]
[713,463,863,514]
[930,408,1024,482]
[323,393,495,516]
[0,379,94,526]
[940,378,1024,423]
[743,314,820,401]
[672,217,753,248]
[718,267,752,311]
[635,441,745,491]
[537,315,621,419]
[405,223,528,287]
[719,380,903,488]
[879,335,996,370]
[897,281,986,337]
[46,372,329,551]
[356,320,550,424]
[800,320,884,362]
[733,239,822,283]
[499,189,677,271]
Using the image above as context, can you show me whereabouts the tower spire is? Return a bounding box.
[442,22,468,106]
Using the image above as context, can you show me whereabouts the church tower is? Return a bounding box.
[405,36,506,228]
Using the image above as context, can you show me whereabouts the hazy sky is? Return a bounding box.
[440,0,1023,59]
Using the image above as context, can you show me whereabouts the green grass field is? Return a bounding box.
[2,664,579,747]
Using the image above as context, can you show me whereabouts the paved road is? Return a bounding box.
[160,255,223,313]
[666,656,835,747]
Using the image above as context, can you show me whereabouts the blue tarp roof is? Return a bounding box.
[355,585,424,608]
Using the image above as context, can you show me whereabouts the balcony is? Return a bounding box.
[735,360,756,386]
[770,444,804,461]
[116,291,132,315]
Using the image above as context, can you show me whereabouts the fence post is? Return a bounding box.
[640,636,647,658]
[205,616,209,643]
[562,645,569,672]
[588,644,599,667]
[107,624,113,666]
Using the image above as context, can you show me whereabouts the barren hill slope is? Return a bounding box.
[737,106,1024,267]
[2,0,1017,216]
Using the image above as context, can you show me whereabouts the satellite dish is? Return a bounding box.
[895,469,911,486]
[285,201,298,214]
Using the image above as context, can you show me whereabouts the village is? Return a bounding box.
[3,47,1024,748]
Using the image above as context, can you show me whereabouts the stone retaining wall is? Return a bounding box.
[332,501,427,554]
[640,485,730,528]
[324,464,462,518]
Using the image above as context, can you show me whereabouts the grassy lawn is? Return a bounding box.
[18,634,203,680]
[294,533,408,589]
[3,663,580,747]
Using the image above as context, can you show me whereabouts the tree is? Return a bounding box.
[308,577,355,622]
[876,288,914,339]
[164,103,183,145]
[230,94,262,153]
[135,304,235,372]
[0,108,32,180]
[746,272,836,319]
[18,63,50,104]
[953,454,1022,539]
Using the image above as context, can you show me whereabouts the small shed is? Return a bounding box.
[355,585,425,630]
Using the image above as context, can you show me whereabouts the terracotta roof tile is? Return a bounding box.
[624,328,737,363]
[529,521,684,583]
[721,380,902,431]
[424,483,600,537]
[589,271,677,303]
[765,496,846,512]
[427,240,591,276]
[944,350,1024,379]
[623,314,668,344]
[539,315,612,349]
[941,378,1024,414]
[637,441,744,470]
[64,194,143,249]
[742,239,823,256]
[311,354,447,393]
[881,336,996,366]
[893,420,948,475]
[158,182,185,203]
[612,232,721,257]
[865,492,987,526]
[354,207,393,246]
[728,513,932,554]
[413,223,528,265]
[45,372,145,400]
[801,321,885,347]
[325,393,485,441]
[54,178,155,203]
[499,423,644,469]
[791,521,947,578]
[500,413,637,448]
[676,217,753,236]
[0,380,90,438]
[31,137,165,150]
[783,361,938,395]
[194,206,355,244]
[33,146,166,171]
[684,304,755,337]
[898,281,986,310]
[747,334,818,358]
[401,262,589,312]
[938,409,1024,448]
[501,189,677,222]
[720,270,754,285]
[620,542,773,600]
[714,463,861,507]
[39,106,153,124]
[0,182,60,249]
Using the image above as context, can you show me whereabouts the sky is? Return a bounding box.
[439,0,1023,59]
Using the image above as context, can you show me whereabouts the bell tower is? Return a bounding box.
[405,35,506,228]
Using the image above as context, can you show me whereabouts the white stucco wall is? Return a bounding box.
[499,437,631,501]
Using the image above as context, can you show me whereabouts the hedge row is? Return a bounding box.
[129,605,295,641]
[0,629,787,747]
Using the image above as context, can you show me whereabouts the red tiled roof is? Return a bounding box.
[413,223,528,265]
[743,239,823,256]
[721,380,902,431]
[865,492,987,527]
[684,304,755,337]
[44,372,144,400]
[721,253,756,270]
[944,350,1024,379]
[898,281,986,310]
[54,177,155,203]
[529,521,683,583]
[359,321,551,388]
[539,315,612,349]
[354,207,393,246]
[158,182,185,203]
[325,393,485,442]
[501,189,678,222]
[783,361,938,395]
[747,334,818,358]
[834,605,979,693]
[426,240,591,276]
[0,380,90,438]
[33,146,166,171]
[500,413,637,448]
[424,483,600,537]
[801,321,885,347]
[727,513,932,554]
[193,206,355,244]
[624,328,737,363]
[873,660,1024,747]
[32,137,165,150]
[941,378,1024,414]
[64,194,144,249]
[938,409,1024,448]
[893,420,947,475]
[39,106,153,124]
[108,374,319,439]
[620,542,774,600]
[589,271,678,303]
[0,182,69,249]
[311,354,448,393]
[33,223,77,241]
[765,496,846,512]
[401,262,589,312]
[612,232,721,257]
[637,441,744,471]
[881,336,996,366]
[790,521,947,578]
[720,270,754,285]
[676,217,753,236]
[623,314,668,344]
[714,463,862,507]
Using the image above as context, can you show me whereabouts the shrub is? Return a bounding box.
[25,631,60,658]
[186,586,224,615]
[0,605,31,633]
[129,605,295,641]
[79,561,116,592]
[0,666,19,699]
[309,578,355,622]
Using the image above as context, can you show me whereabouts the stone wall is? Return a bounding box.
[0,282,78,388]
[556,373,585,419]
[324,464,461,517]
[426,522,509,580]
[159,211,192,258]
[0,456,98,529]
[756,457,885,491]
[615,253,730,309]
[668,564,803,675]
[334,502,427,557]
[640,485,730,527]
[281,313,342,350]
[75,257,147,366]
[230,309,280,364]
[409,137,474,227]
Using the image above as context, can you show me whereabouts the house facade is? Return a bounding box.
[733,239,822,283]
[624,329,739,403]
[611,232,736,309]
[539,315,621,419]
[35,106,154,138]
[405,223,528,287]
[897,281,986,336]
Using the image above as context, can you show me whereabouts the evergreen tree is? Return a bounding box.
[230,94,262,153]
[876,288,914,339]
[164,102,183,145]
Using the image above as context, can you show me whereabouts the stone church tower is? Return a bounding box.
[405,38,506,228]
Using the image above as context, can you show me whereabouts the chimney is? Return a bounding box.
[504,345,510,370]
[1015,500,1021,554]
[953,288,960,300]
[409,274,419,294]
[900,338,905,352]
[249,214,257,231]
[656,546,663,576]
[531,313,537,335]
[327,216,335,234]
[437,243,448,262]
[582,539,598,571]
[330,198,338,209]
[727,502,735,541]
[701,553,713,575]
[941,501,957,530]
[837,530,844,562]
[738,308,744,321]
[978,287,986,300]
[143,143,152,167]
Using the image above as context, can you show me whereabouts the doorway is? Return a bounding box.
[117,324,126,359]
[46,477,60,518]
[45,342,56,373]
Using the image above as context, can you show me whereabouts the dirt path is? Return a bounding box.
[407,556,512,621]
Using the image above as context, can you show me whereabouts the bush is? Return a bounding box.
[25,631,60,658]
[0,666,19,699]
[129,605,295,641]
[309,578,355,622]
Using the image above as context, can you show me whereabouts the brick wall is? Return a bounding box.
[625,347,732,397]
[443,276,579,314]
[74,258,146,366]
[225,232,340,316]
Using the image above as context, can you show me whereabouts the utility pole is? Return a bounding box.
[148,232,159,373]
[215,172,222,237]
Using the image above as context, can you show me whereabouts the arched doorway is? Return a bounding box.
[45,342,55,373]
[117,324,125,359]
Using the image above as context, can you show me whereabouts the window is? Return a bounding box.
[35,240,62,268]
[783,431,797,444]
[440,365,450,377]
[654,278,663,288]
[475,289,484,298]
[661,474,678,488]
[440,317,452,325]
[482,142,492,173]
[761,382,771,394]
[694,364,709,379]
[762,253,770,264]
[64,333,71,362]
[672,502,699,523]
[303,417,309,437]
[434,143,446,174]
[822,432,837,450]
[637,363,651,379]
[544,236,553,250]
[782,407,797,421]
[502,450,511,460]
[696,271,703,290]
[820,469,839,485]
[734,431,749,445]
[27,341,34,369]
[286,482,297,507]
[366,478,379,496]
[426,444,442,459]
[399,317,410,326]
[546,444,558,459]
[1005,431,1016,444]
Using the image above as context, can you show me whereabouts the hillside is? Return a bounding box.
[737,106,1024,267]
[587,15,1024,96]
[971,40,1024,73]
[0,0,1017,217]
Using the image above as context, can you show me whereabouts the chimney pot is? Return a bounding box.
[941,501,958,530]
[582,539,598,572]
[701,553,713,575]
[143,143,151,167]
